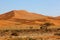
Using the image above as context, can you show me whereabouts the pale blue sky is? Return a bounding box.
[0,0,60,16]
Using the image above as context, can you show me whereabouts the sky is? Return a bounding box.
[0,0,60,16]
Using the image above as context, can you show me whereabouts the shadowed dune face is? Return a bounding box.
[0,10,60,27]
[0,11,15,20]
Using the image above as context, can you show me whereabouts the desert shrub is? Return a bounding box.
[29,26,33,29]
[11,32,18,36]
[54,33,60,36]
[40,22,53,32]
[57,28,60,30]
[29,38,36,40]
[43,22,52,26]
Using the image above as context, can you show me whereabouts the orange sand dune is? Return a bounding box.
[0,10,60,28]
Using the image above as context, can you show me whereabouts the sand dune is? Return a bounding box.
[0,10,60,28]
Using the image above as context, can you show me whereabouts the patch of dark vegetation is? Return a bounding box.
[11,32,18,36]
[54,33,60,36]
[40,22,54,33]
